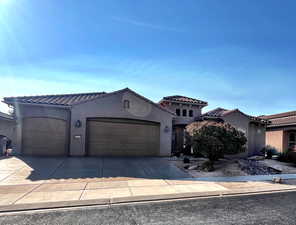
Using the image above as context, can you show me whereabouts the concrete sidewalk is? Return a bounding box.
[1,175,296,212]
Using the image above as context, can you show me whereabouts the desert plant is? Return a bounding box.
[277,152,290,162]
[201,160,214,172]
[187,121,247,170]
[261,145,278,159]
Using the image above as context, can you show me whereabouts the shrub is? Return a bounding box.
[201,160,214,172]
[261,145,278,159]
[183,157,190,164]
[287,151,296,164]
[187,121,247,168]
[278,152,290,162]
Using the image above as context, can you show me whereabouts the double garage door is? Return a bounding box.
[87,118,160,156]
[22,118,68,156]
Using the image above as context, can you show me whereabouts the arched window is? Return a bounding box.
[176,109,180,116]
[123,100,130,109]
[182,109,187,117]
[189,110,193,117]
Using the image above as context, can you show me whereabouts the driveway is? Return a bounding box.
[0,156,191,185]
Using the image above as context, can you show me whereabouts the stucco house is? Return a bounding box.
[3,88,266,157]
[4,88,174,157]
[202,108,267,156]
[260,111,296,153]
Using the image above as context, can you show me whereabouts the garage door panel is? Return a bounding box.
[87,119,160,156]
[22,118,67,156]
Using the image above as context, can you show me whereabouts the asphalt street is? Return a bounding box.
[1,191,296,225]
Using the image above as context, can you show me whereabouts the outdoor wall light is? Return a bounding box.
[164,126,170,133]
[75,120,82,128]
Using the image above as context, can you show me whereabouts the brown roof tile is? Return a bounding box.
[160,95,207,105]
[268,116,296,126]
[4,92,107,106]
[260,111,296,120]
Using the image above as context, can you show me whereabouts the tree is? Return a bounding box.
[186,121,247,170]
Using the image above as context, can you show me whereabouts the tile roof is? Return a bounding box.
[260,111,296,120]
[203,107,266,123]
[160,95,207,105]
[268,116,296,127]
[4,92,107,106]
[202,107,231,117]
[260,111,296,127]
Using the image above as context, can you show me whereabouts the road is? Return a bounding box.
[1,191,296,225]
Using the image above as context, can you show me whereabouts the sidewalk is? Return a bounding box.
[1,175,296,213]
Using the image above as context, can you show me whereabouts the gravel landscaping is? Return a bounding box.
[171,155,296,178]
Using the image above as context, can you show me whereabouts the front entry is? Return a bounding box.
[87,118,160,156]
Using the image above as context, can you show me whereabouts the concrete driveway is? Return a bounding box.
[0,156,191,185]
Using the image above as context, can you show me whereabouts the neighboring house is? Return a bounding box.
[159,96,208,152]
[202,108,267,156]
[260,111,296,153]
[4,88,174,157]
[0,112,16,154]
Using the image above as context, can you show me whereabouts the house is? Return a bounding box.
[3,88,266,157]
[159,96,208,152]
[202,108,267,156]
[260,111,296,153]
[4,88,174,157]
[0,112,16,154]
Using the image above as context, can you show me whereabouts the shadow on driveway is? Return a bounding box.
[0,156,192,184]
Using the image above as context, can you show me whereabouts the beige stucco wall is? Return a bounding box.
[70,90,174,156]
[222,111,266,156]
[14,104,70,155]
[222,111,250,157]
[266,129,284,153]
[248,123,266,155]
[165,103,202,125]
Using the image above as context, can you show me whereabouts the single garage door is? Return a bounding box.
[87,118,160,156]
[22,118,68,156]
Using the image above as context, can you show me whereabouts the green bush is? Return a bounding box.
[187,121,247,164]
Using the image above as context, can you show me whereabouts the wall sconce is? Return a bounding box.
[75,120,82,128]
[164,126,170,133]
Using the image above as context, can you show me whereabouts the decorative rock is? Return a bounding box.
[272,177,283,184]
[248,155,265,161]
[183,157,190,164]
[188,165,198,170]
[184,165,190,170]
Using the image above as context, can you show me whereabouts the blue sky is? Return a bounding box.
[0,0,295,115]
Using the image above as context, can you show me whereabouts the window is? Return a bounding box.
[176,109,180,116]
[182,109,187,117]
[123,100,130,109]
[189,110,193,117]
[289,133,296,147]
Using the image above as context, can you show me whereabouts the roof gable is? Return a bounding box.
[203,107,266,123]
[4,88,175,115]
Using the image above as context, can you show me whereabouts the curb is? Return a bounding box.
[1,186,296,213]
